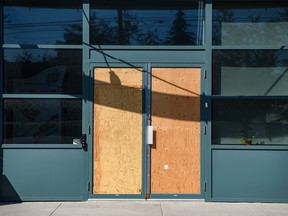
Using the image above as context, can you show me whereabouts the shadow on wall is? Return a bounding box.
[0,147,22,202]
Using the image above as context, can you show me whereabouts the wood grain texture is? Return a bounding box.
[151,68,201,194]
[93,68,142,194]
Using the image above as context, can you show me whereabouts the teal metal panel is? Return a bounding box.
[90,50,205,64]
[81,0,90,201]
[0,149,84,201]
[211,149,288,202]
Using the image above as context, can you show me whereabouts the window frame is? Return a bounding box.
[211,1,288,147]
[1,0,84,147]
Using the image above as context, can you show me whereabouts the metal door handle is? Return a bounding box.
[81,134,87,150]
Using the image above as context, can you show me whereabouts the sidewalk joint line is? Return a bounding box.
[160,203,164,216]
[50,203,62,216]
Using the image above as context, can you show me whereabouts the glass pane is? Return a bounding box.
[3,1,82,45]
[3,99,82,144]
[213,1,288,45]
[213,100,288,145]
[90,0,204,45]
[4,49,82,94]
[213,50,288,96]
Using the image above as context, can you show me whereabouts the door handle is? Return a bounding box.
[81,134,87,150]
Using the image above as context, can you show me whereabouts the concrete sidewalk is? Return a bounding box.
[0,201,288,216]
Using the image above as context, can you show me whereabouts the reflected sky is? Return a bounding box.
[4,5,82,44]
[3,0,204,45]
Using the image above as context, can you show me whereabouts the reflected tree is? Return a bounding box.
[165,10,195,45]
[136,30,162,45]
[212,8,234,45]
[213,4,288,45]
[117,10,139,45]
[90,15,118,44]
[58,9,199,45]
[4,13,10,23]
[57,24,82,45]
[90,11,139,45]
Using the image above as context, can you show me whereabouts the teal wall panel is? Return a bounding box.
[0,149,83,201]
[211,150,288,202]
[90,50,205,64]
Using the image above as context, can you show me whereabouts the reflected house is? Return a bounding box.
[1,0,288,202]
[13,66,67,94]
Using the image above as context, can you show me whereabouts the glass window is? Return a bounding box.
[3,49,82,94]
[3,99,82,144]
[212,100,288,145]
[213,1,288,45]
[90,0,204,45]
[213,50,288,96]
[3,1,82,45]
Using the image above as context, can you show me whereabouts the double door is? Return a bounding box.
[92,65,202,198]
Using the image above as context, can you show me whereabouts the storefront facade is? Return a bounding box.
[0,0,288,202]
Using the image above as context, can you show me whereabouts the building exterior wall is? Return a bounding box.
[0,0,288,202]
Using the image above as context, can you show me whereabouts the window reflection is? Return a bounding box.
[213,100,288,145]
[3,1,82,45]
[213,1,288,45]
[213,50,288,96]
[3,99,82,144]
[4,49,82,94]
[90,0,204,45]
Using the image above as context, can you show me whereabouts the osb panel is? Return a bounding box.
[94,68,142,88]
[151,68,201,194]
[93,68,142,194]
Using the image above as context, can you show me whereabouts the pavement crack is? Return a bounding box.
[50,203,62,216]
[160,203,164,216]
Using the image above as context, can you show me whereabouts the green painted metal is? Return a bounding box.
[81,1,91,202]
[90,50,205,64]
[211,149,288,202]
[0,149,84,201]
[203,0,213,203]
[2,94,82,99]
[144,63,151,198]
[2,44,83,49]
[0,0,4,203]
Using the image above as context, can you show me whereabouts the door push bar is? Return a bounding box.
[146,126,153,145]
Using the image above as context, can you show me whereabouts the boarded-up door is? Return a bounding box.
[93,68,142,195]
[151,68,201,194]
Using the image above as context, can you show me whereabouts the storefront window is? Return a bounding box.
[3,99,82,144]
[90,0,204,45]
[213,1,288,45]
[3,0,82,45]
[212,50,288,96]
[3,49,82,94]
[212,100,288,145]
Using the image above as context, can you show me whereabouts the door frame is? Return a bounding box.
[88,62,207,200]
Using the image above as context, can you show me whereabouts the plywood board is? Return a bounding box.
[151,68,201,194]
[93,68,142,194]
